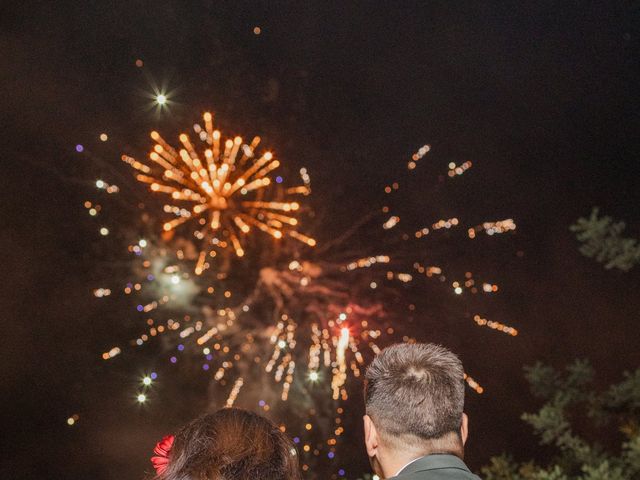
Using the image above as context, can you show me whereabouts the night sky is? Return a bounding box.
[2,2,639,479]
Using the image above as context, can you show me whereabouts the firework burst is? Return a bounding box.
[122,111,315,274]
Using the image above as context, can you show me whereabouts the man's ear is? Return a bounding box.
[363,415,379,458]
[460,412,469,445]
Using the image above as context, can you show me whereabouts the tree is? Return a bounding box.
[482,360,640,480]
[570,208,640,272]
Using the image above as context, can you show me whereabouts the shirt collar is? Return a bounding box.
[394,454,471,477]
[394,457,421,477]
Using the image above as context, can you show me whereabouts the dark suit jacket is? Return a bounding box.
[389,454,481,479]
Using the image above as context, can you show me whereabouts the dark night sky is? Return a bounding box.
[1,2,639,479]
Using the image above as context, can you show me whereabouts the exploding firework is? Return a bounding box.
[121,111,315,274]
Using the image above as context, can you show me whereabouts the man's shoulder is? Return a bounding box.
[391,454,481,480]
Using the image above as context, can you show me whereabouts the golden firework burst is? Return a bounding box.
[122,111,315,274]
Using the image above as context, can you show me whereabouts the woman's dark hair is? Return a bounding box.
[155,408,300,480]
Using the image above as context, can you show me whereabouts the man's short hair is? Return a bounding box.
[364,343,465,443]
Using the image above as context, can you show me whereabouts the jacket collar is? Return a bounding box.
[395,454,471,476]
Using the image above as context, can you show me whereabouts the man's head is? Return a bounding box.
[363,343,468,477]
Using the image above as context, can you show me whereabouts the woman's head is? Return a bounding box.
[154,408,300,480]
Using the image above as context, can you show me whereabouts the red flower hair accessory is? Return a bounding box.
[151,434,175,475]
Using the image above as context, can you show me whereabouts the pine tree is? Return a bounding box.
[570,207,640,271]
[482,361,640,480]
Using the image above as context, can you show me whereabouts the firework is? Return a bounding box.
[107,140,512,377]
[122,111,315,274]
